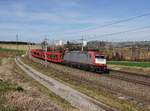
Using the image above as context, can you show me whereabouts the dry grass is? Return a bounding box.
[0,44,41,51]
[0,51,78,111]
[0,81,22,111]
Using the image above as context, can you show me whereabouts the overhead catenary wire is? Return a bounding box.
[70,25,150,41]
[50,12,150,42]
[86,25,150,40]
[61,12,150,36]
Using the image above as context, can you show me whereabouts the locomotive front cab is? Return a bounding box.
[91,52,108,73]
[95,55,106,65]
[95,55,107,70]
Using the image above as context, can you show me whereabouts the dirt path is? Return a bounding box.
[16,57,116,111]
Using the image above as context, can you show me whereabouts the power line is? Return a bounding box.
[61,12,150,36]
[82,25,150,40]
[84,12,150,31]
[44,35,48,68]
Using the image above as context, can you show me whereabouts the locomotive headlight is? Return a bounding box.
[95,58,106,64]
[103,59,106,64]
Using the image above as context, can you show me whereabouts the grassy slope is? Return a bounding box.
[0,50,23,111]
[108,61,150,68]
[0,48,22,51]
[21,57,149,111]
[0,48,25,57]
[0,50,77,111]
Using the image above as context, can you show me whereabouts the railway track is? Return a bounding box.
[71,65,150,87]
[26,56,150,104]
[15,57,116,111]
[60,64,150,87]
[109,70,150,87]
[28,55,150,86]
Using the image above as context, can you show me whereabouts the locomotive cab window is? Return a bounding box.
[95,55,105,59]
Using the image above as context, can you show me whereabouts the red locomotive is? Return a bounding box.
[30,49,108,73]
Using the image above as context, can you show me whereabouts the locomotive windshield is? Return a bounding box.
[95,55,105,59]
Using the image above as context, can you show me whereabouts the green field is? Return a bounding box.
[0,47,26,55]
[108,61,150,68]
[0,47,24,52]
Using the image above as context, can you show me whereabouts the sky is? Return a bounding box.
[0,0,150,42]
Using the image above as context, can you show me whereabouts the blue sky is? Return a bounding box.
[0,0,150,42]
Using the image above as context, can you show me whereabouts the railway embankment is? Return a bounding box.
[0,51,64,111]
[21,56,150,111]
[16,57,115,111]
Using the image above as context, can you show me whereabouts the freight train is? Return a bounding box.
[30,49,108,73]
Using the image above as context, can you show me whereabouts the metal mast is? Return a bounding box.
[44,36,48,67]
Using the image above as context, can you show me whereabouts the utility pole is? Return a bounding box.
[16,34,19,51]
[27,42,31,59]
[44,36,48,68]
[81,36,84,51]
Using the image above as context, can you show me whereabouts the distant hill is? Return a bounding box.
[111,41,150,48]
[87,41,150,48]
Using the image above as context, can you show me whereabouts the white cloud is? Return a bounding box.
[0,0,150,41]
